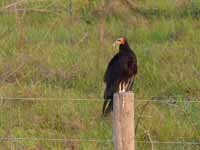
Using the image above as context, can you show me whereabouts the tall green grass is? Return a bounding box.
[0,0,200,149]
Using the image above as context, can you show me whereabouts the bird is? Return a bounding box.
[102,37,137,116]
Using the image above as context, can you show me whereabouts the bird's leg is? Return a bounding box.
[122,82,126,92]
[119,82,122,93]
[121,82,124,92]
[119,82,127,93]
[127,77,134,90]
[126,78,132,91]
[125,80,129,91]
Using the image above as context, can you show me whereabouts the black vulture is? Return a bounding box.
[102,37,137,116]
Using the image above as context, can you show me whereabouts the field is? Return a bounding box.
[0,0,200,149]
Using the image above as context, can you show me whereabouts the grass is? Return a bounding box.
[0,0,200,149]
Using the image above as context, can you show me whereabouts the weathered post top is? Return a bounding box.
[113,92,135,150]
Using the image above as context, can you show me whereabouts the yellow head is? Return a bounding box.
[112,37,126,47]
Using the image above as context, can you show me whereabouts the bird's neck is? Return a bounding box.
[119,43,131,52]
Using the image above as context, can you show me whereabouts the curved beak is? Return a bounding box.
[112,40,119,48]
[112,42,116,47]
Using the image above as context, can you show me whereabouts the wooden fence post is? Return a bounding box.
[113,92,135,150]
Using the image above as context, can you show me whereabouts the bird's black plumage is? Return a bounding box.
[102,37,137,116]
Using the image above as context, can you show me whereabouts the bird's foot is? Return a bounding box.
[122,84,126,92]
[119,82,126,93]
[119,82,122,93]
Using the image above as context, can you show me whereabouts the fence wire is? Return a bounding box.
[0,96,200,102]
[0,137,112,143]
[1,137,200,146]
[0,96,200,148]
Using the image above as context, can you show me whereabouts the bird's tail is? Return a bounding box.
[102,99,113,117]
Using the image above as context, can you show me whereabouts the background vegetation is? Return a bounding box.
[0,0,200,149]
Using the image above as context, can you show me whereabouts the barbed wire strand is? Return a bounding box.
[137,140,200,145]
[0,137,112,143]
[0,96,200,102]
[1,137,200,145]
